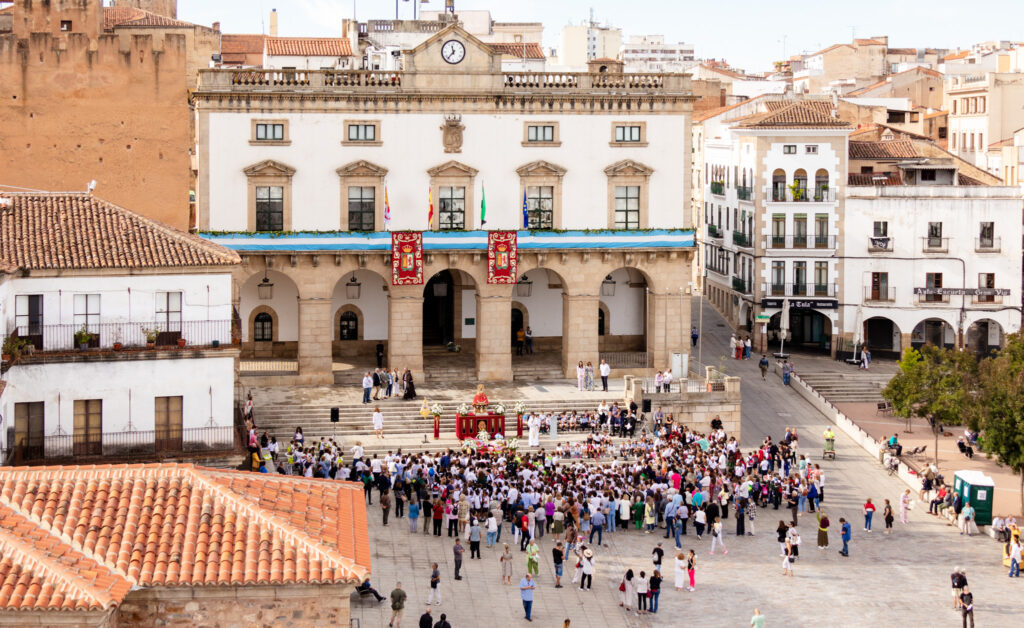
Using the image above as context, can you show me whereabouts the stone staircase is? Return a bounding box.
[797,370,896,404]
[251,397,604,456]
[333,352,568,385]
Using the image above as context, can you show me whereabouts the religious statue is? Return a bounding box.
[472,384,489,414]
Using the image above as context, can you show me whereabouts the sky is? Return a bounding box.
[177,0,1024,71]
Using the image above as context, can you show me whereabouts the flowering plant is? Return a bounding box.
[430,403,443,417]
[505,437,519,452]
[477,429,490,441]
[492,403,506,416]
[461,438,482,452]
[513,400,526,415]
[456,403,470,415]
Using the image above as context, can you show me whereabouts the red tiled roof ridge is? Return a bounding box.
[187,468,369,581]
[0,503,130,610]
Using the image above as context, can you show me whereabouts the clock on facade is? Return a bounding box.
[441,40,466,64]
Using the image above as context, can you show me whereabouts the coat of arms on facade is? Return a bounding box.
[441,114,465,153]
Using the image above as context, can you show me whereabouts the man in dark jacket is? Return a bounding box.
[433,613,452,628]
[418,607,433,628]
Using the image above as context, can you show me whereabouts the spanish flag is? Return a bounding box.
[428,187,434,228]
[383,186,392,230]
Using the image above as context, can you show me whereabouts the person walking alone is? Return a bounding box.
[883,499,895,534]
[426,563,441,606]
[388,582,407,628]
[839,517,851,557]
[960,585,974,628]
[709,517,727,555]
[759,355,770,380]
[691,326,699,347]
[452,539,464,580]
[863,498,875,532]
[520,573,536,622]
[373,407,385,440]
[899,489,911,524]
[599,359,611,392]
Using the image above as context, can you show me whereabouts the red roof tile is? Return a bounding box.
[221,34,266,55]
[0,464,370,612]
[103,6,193,30]
[849,140,921,159]
[848,172,905,185]
[735,101,849,129]
[0,193,239,271]
[488,42,545,60]
[265,37,353,57]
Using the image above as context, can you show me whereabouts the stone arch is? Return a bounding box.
[597,301,611,337]
[911,316,957,350]
[599,267,648,355]
[510,266,569,362]
[966,317,1004,357]
[334,304,364,341]
[772,168,786,201]
[510,300,530,331]
[238,269,299,359]
[864,316,902,356]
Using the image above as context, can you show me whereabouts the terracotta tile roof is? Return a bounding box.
[735,101,849,129]
[488,42,545,60]
[847,67,943,96]
[854,38,886,46]
[958,173,985,185]
[692,94,773,123]
[265,37,353,57]
[886,47,918,55]
[0,464,370,612]
[944,50,970,61]
[924,109,948,119]
[103,6,193,30]
[698,64,746,79]
[988,138,1014,149]
[848,172,905,185]
[849,140,921,159]
[0,193,239,271]
[809,43,852,57]
[221,34,266,55]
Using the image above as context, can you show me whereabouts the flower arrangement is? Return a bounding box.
[505,437,519,452]
[456,403,470,415]
[477,429,490,441]
[513,401,526,415]
[461,438,482,452]
[430,403,443,417]
[492,403,506,416]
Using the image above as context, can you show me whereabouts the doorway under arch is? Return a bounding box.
[911,318,955,350]
[864,316,901,358]
[967,318,1004,358]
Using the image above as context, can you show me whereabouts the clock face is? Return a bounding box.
[441,40,466,64]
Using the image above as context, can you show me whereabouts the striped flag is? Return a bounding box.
[383,186,392,230]
[480,183,487,227]
[428,187,434,228]
[522,189,529,229]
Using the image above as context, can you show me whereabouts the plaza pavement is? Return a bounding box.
[348,297,1021,627]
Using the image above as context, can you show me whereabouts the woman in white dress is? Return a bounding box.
[674,551,687,590]
[372,407,384,439]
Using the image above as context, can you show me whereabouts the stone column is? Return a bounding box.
[648,291,689,371]
[387,286,424,377]
[475,287,512,381]
[297,296,333,385]
[562,293,599,378]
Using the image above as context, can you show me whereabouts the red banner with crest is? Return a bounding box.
[487,231,517,284]
[391,232,423,285]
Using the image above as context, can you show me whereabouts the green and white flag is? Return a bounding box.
[480,183,487,227]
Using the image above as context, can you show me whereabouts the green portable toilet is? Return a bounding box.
[953,470,994,526]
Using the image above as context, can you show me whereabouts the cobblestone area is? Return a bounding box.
[348,298,1020,627]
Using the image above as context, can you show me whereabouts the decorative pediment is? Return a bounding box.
[516,160,568,178]
[336,160,389,178]
[243,159,296,177]
[604,159,655,177]
[403,23,502,74]
[427,160,479,178]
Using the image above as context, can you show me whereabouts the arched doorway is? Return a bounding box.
[423,270,456,346]
[864,316,901,358]
[967,318,1003,358]
[911,318,955,350]
[511,306,524,345]
[332,269,388,359]
[239,269,299,359]
[599,267,650,366]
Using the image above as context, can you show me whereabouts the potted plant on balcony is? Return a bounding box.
[177,337,187,349]
[787,181,805,201]
[112,328,123,351]
[2,335,28,362]
[141,326,159,349]
[74,325,93,351]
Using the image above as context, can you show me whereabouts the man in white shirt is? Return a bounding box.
[528,414,541,447]
[599,360,611,392]
[663,369,673,393]
[361,372,373,404]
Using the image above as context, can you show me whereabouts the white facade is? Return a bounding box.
[842,185,1021,353]
[264,54,353,70]
[205,111,689,232]
[621,34,694,74]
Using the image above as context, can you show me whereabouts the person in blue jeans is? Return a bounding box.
[589,510,605,546]
[520,574,536,622]
[839,517,851,557]
[649,570,662,613]
[663,501,677,540]
[863,498,876,532]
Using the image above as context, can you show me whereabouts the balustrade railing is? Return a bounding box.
[7,320,231,352]
[10,426,237,462]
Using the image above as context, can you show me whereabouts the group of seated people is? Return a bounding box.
[991,515,1021,543]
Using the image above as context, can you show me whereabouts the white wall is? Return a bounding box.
[331,270,389,340]
[0,355,236,450]
[460,288,477,339]
[842,186,1022,340]
[514,269,564,337]
[601,268,645,335]
[238,269,299,342]
[265,55,353,70]
[207,110,689,231]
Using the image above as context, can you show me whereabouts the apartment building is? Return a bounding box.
[697,99,851,354]
[621,34,695,73]
[795,36,946,95]
[558,19,621,68]
[946,72,1024,172]
[843,139,1019,357]
[193,24,696,385]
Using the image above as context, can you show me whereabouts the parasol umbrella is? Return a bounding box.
[778,298,791,356]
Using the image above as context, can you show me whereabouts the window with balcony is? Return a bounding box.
[814,262,829,296]
[14,402,44,460]
[154,396,183,452]
[871,272,890,301]
[793,214,807,248]
[771,214,785,248]
[978,273,996,303]
[978,222,995,249]
[772,169,786,201]
[348,186,376,231]
[814,214,829,247]
[73,399,102,456]
[792,169,808,201]
[771,261,785,295]
[73,294,100,348]
[15,294,44,349]
[438,186,466,230]
[926,222,944,250]
[925,273,944,302]
[255,186,284,231]
[814,169,829,201]
[793,262,807,295]
[156,292,182,334]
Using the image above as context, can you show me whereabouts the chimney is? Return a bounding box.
[269,8,278,37]
[212,21,220,32]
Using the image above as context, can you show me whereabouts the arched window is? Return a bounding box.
[254,312,273,342]
[598,308,606,336]
[339,311,359,340]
